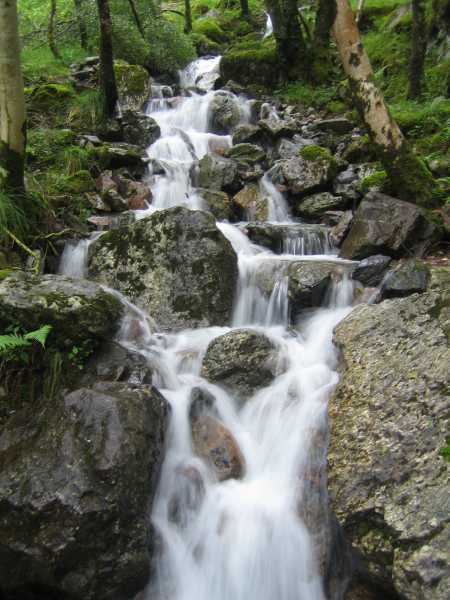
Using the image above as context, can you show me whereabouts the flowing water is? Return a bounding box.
[60,56,358,599]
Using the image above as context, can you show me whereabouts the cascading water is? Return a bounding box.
[58,56,358,599]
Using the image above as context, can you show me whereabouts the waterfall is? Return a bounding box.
[59,56,356,600]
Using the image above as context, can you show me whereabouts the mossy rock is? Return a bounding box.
[300,145,334,163]
[190,32,222,55]
[26,83,74,109]
[114,61,149,105]
[193,17,228,43]
[65,170,95,194]
[360,170,388,194]
[221,43,279,89]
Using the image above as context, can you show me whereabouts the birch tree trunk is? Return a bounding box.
[408,0,427,98]
[96,0,119,119]
[0,0,26,190]
[73,0,88,50]
[48,0,61,59]
[332,0,435,205]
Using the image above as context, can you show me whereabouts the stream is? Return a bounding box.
[60,56,357,600]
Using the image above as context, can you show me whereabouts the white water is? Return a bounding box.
[58,57,357,600]
[263,13,273,39]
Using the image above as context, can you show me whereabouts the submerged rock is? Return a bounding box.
[340,192,436,260]
[0,382,169,600]
[0,272,123,349]
[201,328,278,399]
[329,267,450,599]
[88,207,238,331]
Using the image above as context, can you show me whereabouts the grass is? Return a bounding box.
[21,45,88,85]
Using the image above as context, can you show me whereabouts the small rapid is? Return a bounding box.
[59,56,358,600]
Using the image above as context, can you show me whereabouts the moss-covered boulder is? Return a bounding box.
[26,83,74,109]
[0,381,169,600]
[114,60,150,109]
[295,192,348,220]
[193,16,228,43]
[220,45,279,89]
[195,153,240,192]
[201,328,278,399]
[0,273,123,350]
[225,143,266,165]
[329,267,450,599]
[195,188,232,220]
[88,207,238,331]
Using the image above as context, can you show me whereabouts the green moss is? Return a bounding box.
[221,42,279,88]
[275,82,339,109]
[193,17,228,43]
[26,83,74,109]
[440,437,450,462]
[300,145,334,162]
[360,170,388,193]
[190,32,221,55]
[114,61,149,96]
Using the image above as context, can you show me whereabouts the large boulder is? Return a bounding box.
[0,381,169,600]
[208,92,242,134]
[120,110,160,148]
[225,143,266,165]
[380,259,431,299]
[328,267,450,599]
[295,192,348,220]
[201,328,278,399]
[339,192,436,260]
[195,187,232,220]
[194,154,239,192]
[233,184,268,221]
[0,272,123,349]
[88,207,238,331]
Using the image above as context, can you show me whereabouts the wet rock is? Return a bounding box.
[195,188,232,220]
[191,414,245,481]
[259,117,299,138]
[189,386,218,422]
[330,211,353,247]
[233,184,268,221]
[280,146,337,195]
[88,207,238,331]
[195,154,239,192]
[288,261,345,316]
[351,255,392,287]
[225,143,266,165]
[126,180,152,210]
[242,222,331,254]
[232,124,263,145]
[120,110,161,147]
[0,382,169,600]
[81,341,153,386]
[201,328,278,399]
[329,267,450,600]
[208,92,241,134]
[295,192,348,220]
[314,118,354,134]
[0,272,123,349]
[274,136,313,160]
[94,143,147,175]
[380,259,430,299]
[339,192,436,260]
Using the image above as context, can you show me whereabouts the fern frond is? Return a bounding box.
[0,334,32,353]
[24,325,52,348]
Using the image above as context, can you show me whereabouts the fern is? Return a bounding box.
[0,324,52,356]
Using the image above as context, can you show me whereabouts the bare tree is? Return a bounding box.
[0,0,26,190]
[48,0,61,59]
[408,0,427,98]
[96,0,119,119]
[332,0,434,205]
[73,0,88,50]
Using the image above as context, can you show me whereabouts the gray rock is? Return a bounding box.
[340,192,436,260]
[208,92,241,134]
[232,124,263,145]
[351,254,392,286]
[0,381,169,600]
[195,154,239,192]
[195,187,232,220]
[259,117,299,138]
[121,110,160,147]
[380,259,431,299]
[88,207,238,331]
[81,341,153,386]
[225,143,266,165]
[280,149,337,195]
[314,118,354,134]
[201,328,278,399]
[330,210,353,247]
[242,222,332,255]
[233,184,268,221]
[329,267,450,600]
[295,192,348,219]
[0,272,123,349]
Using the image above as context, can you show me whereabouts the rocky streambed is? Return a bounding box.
[0,56,448,600]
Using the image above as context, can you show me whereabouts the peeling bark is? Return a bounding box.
[96,0,119,119]
[332,0,435,206]
[408,0,427,99]
[0,0,26,190]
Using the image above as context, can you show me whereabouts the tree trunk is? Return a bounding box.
[184,0,192,33]
[332,0,435,206]
[240,0,250,20]
[48,0,61,59]
[127,0,145,39]
[0,0,26,190]
[313,0,337,80]
[96,0,119,119]
[265,0,307,79]
[408,0,427,99]
[355,0,365,23]
[73,0,88,50]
